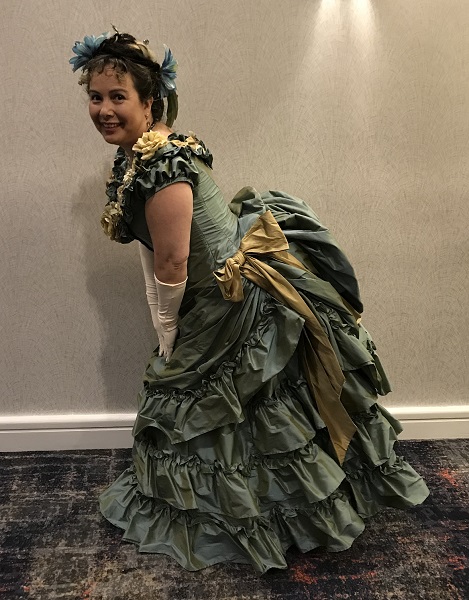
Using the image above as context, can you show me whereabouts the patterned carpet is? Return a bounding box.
[0,439,467,600]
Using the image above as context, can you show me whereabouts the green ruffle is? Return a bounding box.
[133,292,305,444]
[135,145,199,202]
[100,400,429,573]
[131,435,346,517]
[100,471,365,573]
[134,134,213,203]
[342,405,429,516]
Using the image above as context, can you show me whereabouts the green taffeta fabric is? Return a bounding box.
[99,134,429,573]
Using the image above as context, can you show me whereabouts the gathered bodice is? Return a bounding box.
[184,160,240,285]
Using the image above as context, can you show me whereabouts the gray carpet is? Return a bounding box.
[0,439,467,599]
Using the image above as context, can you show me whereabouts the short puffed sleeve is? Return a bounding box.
[134,143,199,203]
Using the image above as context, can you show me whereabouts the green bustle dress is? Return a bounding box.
[98,132,429,573]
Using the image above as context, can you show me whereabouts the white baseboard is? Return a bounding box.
[0,414,135,452]
[0,407,468,452]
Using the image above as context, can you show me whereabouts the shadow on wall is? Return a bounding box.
[70,165,154,413]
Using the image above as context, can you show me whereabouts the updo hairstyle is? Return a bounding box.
[79,33,164,123]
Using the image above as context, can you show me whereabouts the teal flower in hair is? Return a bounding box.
[69,33,109,72]
[159,45,177,98]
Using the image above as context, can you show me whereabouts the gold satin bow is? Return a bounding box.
[214,210,357,464]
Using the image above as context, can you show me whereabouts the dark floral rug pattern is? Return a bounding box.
[0,440,467,599]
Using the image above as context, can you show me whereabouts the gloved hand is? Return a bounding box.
[155,276,187,362]
[139,243,187,361]
[157,324,179,360]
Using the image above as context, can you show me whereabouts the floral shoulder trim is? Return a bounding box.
[101,132,212,243]
[132,130,213,167]
[133,130,195,160]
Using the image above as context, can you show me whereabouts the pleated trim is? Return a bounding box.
[99,473,365,573]
[134,297,304,444]
[131,402,429,521]
[100,401,429,572]
[340,404,430,516]
[344,453,430,517]
[249,387,319,454]
[132,436,346,517]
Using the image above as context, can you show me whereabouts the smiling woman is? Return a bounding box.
[71,30,429,574]
[87,71,153,153]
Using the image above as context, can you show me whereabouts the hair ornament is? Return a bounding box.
[158,44,178,127]
[69,32,109,72]
[159,45,177,98]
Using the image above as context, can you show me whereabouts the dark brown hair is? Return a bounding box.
[79,33,164,123]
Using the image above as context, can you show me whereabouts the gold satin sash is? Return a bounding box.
[213,210,357,464]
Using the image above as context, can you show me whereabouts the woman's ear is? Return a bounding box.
[144,97,153,113]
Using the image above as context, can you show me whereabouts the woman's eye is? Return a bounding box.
[89,94,101,102]
[114,94,125,101]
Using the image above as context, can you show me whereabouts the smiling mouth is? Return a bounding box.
[101,123,121,130]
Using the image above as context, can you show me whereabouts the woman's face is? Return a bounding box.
[88,68,152,154]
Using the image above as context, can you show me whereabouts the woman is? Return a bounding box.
[71,31,429,573]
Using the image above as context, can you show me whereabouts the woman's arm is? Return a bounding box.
[144,182,193,360]
[138,243,164,343]
[145,182,193,283]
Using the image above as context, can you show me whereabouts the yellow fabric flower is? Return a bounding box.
[101,202,124,240]
[171,139,188,148]
[187,131,202,152]
[117,162,137,202]
[132,131,170,161]
[172,132,201,152]
[133,130,203,159]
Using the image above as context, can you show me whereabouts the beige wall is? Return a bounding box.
[1,0,468,416]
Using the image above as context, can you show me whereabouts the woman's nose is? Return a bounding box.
[99,99,115,118]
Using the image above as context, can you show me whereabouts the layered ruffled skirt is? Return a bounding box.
[99,188,429,573]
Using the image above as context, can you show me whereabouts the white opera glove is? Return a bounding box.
[138,243,164,343]
[155,275,187,362]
